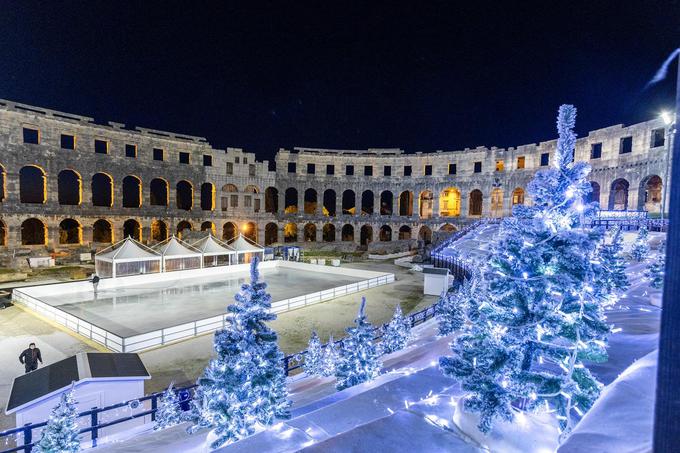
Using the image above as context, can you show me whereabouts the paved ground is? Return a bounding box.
[0,260,433,430]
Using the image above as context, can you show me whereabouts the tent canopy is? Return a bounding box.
[96,237,161,263]
[153,235,202,258]
[191,233,236,256]
[228,234,264,253]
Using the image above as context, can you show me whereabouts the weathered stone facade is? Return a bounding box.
[0,99,670,256]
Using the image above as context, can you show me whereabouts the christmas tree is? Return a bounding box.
[303,331,324,376]
[646,251,666,289]
[320,335,340,377]
[380,304,412,354]
[436,275,480,336]
[440,105,610,435]
[190,257,291,448]
[596,226,629,298]
[34,383,80,453]
[154,383,183,431]
[335,297,382,390]
[630,226,650,262]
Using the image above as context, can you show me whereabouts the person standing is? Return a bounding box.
[92,273,100,295]
[19,342,42,374]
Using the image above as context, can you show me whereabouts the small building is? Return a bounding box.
[191,233,236,267]
[228,234,265,264]
[5,352,150,444]
[423,267,451,296]
[153,235,203,272]
[95,237,162,278]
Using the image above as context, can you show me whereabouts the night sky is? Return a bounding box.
[0,1,678,160]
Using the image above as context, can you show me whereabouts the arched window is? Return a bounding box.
[490,188,503,217]
[0,220,7,246]
[511,188,525,206]
[150,220,167,242]
[265,187,278,213]
[587,182,600,205]
[419,226,432,244]
[221,184,238,211]
[285,188,298,213]
[176,220,192,239]
[58,170,81,205]
[243,222,257,243]
[304,189,318,214]
[641,175,662,212]
[222,222,237,241]
[323,189,336,216]
[609,179,629,211]
[59,219,81,244]
[323,223,336,242]
[150,178,169,206]
[439,188,460,217]
[93,219,113,243]
[21,218,46,245]
[265,223,278,245]
[201,221,215,234]
[304,223,317,241]
[469,190,483,216]
[122,176,142,208]
[244,185,259,193]
[20,166,46,204]
[361,190,374,215]
[399,191,413,216]
[201,183,215,211]
[341,224,354,241]
[342,190,356,215]
[123,219,142,241]
[360,225,373,246]
[284,223,297,243]
[380,191,393,215]
[440,224,456,232]
[379,225,392,241]
[92,173,114,207]
[398,225,412,240]
[419,190,433,218]
[176,180,193,210]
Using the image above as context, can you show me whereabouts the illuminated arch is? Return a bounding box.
[323,223,336,242]
[59,218,81,244]
[20,165,47,204]
[93,219,113,243]
[122,175,142,208]
[222,222,237,241]
[176,220,192,239]
[265,222,278,245]
[58,169,82,205]
[150,220,168,242]
[439,187,460,217]
[21,218,47,245]
[92,173,114,207]
[304,223,317,241]
[176,180,193,210]
[284,223,298,242]
[150,178,169,206]
[123,218,142,241]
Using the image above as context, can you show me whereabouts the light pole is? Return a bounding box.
[660,110,675,224]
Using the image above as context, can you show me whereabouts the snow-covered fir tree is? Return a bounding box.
[320,335,340,377]
[154,383,183,431]
[34,383,80,453]
[190,257,291,449]
[380,304,412,354]
[596,226,629,298]
[646,251,666,289]
[335,297,382,390]
[303,331,324,376]
[630,226,650,262]
[440,105,611,436]
[436,275,480,336]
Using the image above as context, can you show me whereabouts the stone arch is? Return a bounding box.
[609,178,629,211]
[57,169,81,205]
[379,225,392,241]
[342,190,356,215]
[285,187,298,213]
[201,221,216,234]
[0,164,5,202]
[284,223,298,242]
[304,189,318,214]
[360,225,373,246]
[380,191,393,215]
[341,224,354,241]
[490,188,503,217]
[265,222,278,245]
[469,189,483,216]
[399,191,413,216]
[304,223,317,241]
[323,223,336,242]
[243,222,257,243]
[439,187,461,217]
[398,225,412,240]
[439,223,457,232]
[419,190,433,218]
[21,218,47,245]
[639,175,662,212]
[222,222,238,241]
[92,219,113,243]
[123,218,142,241]
[221,184,238,211]
[244,185,259,194]
[323,189,337,216]
[150,220,167,242]
[92,173,114,207]
[265,187,278,213]
[419,225,432,244]
[176,220,192,239]
[0,220,6,246]
[59,218,81,244]
[201,183,215,211]
[176,180,193,210]
[222,184,238,192]
[122,175,142,208]
[511,187,525,206]
[20,165,47,204]
[361,190,374,215]
[150,178,169,206]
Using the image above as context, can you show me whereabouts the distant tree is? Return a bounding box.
[303,331,324,376]
[154,383,182,431]
[646,248,666,289]
[34,383,80,453]
[630,226,650,262]
[596,226,629,298]
[320,335,340,377]
[380,304,412,354]
[436,276,481,336]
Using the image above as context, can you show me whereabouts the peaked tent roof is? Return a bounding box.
[96,237,161,261]
[228,234,264,253]
[191,233,236,255]
[154,235,202,257]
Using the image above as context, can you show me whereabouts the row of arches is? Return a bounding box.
[596,176,663,211]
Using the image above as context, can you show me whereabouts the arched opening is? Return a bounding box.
[419,226,432,244]
[285,187,298,213]
[244,185,259,194]
[0,220,6,246]
[323,223,336,242]
[341,224,354,241]
[586,182,600,205]
[511,188,525,207]
[419,190,433,218]
[92,173,114,207]
[243,222,257,243]
[222,222,237,241]
[439,187,460,217]
[304,189,318,214]
[59,219,81,244]
[21,218,46,245]
[176,180,193,210]
[200,183,215,211]
[399,191,413,216]
[93,219,113,243]
[440,224,456,232]
[150,178,169,206]
[122,175,142,208]
[380,191,393,215]
[221,184,238,211]
[342,190,356,215]
[57,169,81,205]
[150,220,167,242]
[490,188,503,217]
[323,189,336,216]
[123,219,142,241]
[0,164,5,203]
[379,225,392,241]
[304,223,317,241]
[469,190,483,216]
[609,179,629,211]
[20,166,46,204]
[398,225,412,240]
[361,190,374,215]
[265,223,278,245]
[176,220,192,239]
[360,225,373,246]
[201,221,215,234]
[265,187,278,213]
[284,223,298,242]
[640,175,662,212]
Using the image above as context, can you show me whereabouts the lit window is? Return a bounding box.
[517,156,525,169]
[495,160,504,172]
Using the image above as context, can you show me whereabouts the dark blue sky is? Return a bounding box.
[0,1,678,159]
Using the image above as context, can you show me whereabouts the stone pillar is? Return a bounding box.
[432,194,440,218]
[412,192,419,218]
[277,191,285,215]
[460,192,470,218]
[257,224,265,245]
[297,189,303,214]
[374,192,381,216]
[315,223,322,242]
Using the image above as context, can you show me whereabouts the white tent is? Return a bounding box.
[228,234,265,264]
[153,235,203,272]
[191,233,236,267]
[95,237,162,278]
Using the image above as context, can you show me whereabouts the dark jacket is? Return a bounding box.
[19,348,42,367]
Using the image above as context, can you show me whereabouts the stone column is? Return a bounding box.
[374,192,381,216]
[277,191,285,215]
[432,193,440,218]
[460,191,470,218]
[412,192,419,218]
